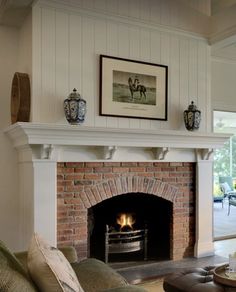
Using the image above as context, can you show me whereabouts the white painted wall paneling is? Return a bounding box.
[179,38,189,131]
[41,7,56,122]
[55,11,70,123]
[106,22,119,128]
[32,2,211,132]
[212,59,236,112]
[197,42,210,132]
[32,4,42,122]
[81,16,95,127]
[69,14,82,108]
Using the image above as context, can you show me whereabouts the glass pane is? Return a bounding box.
[213,110,236,240]
[232,136,236,179]
[214,139,230,179]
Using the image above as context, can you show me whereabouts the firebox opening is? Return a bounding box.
[89,193,172,262]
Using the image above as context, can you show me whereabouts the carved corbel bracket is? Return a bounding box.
[40,144,54,159]
[197,148,214,160]
[103,146,117,160]
[152,147,169,160]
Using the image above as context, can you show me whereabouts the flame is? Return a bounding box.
[117,213,135,230]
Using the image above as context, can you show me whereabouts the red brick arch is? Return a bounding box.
[79,176,178,208]
[57,162,195,261]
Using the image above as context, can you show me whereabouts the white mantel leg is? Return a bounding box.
[18,154,57,250]
[194,158,214,257]
[33,160,57,246]
[18,160,34,250]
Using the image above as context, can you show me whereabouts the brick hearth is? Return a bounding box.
[57,162,195,261]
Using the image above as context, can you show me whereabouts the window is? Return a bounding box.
[214,111,236,193]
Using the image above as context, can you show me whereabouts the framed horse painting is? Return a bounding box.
[99,55,168,120]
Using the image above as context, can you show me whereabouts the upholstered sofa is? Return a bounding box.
[0,239,147,292]
[163,266,236,291]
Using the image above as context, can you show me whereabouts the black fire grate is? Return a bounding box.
[105,225,148,263]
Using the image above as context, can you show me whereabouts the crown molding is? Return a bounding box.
[35,0,209,42]
[211,56,236,64]
[210,24,236,45]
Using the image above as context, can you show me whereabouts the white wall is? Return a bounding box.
[0,26,20,250]
[0,14,32,251]
[18,13,32,79]
[212,59,236,112]
[32,0,212,132]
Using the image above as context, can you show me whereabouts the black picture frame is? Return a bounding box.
[99,55,168,121]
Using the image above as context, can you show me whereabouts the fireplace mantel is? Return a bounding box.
[4,122,231,161]
[4,122,232,256]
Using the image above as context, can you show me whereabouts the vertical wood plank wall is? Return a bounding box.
[32,0,211,132]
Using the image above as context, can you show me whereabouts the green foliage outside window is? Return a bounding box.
[214,137,236,196]
[214,139,230,178]
[232,136,236,178]
[213,184,223,196]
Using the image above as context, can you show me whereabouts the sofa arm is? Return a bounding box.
[14,251,28,272]
[14,246,78,276]
[58,246,78,263]
[71,258,128,292]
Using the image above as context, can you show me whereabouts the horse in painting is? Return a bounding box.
[128,77,146,100]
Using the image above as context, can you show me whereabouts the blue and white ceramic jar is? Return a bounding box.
[64,88,86,125]
[184,101,201,131]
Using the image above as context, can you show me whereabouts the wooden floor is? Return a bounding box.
[215,238,236,258]
[214,200,236,239]
[114,254,227,284]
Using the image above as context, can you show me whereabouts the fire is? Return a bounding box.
[117,213,135,231]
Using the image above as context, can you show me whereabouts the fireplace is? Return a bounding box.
[104,211,148,264]
[4,123,230,258]
[57,162,195,262]
[90,193,171,263]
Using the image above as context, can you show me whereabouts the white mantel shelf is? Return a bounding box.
[5,122,231,257]
[4,122,232,161]
[5,122,231,150]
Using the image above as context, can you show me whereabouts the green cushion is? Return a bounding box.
[0,241,38,291]
[14,251,29,273]
[58,246,78,263]
[14,246,78,272]
[72,258,128,292]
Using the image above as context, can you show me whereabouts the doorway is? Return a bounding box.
[213,110,236,240]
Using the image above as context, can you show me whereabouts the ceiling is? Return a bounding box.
[1,0,236,27]
[1,0,236,60]
[0,0,33,27]
[211,0,236,15]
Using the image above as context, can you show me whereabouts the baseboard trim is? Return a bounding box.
[214,234,236,241]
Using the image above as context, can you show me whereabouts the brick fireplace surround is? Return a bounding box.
[4,123,230,259]
[57,162,195,261]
